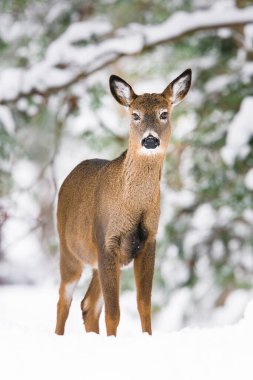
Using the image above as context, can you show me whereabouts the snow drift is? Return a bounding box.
[0,286,253,380]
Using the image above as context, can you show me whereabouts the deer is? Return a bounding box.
[55,68,192,336]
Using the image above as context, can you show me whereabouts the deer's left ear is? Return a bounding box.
[162,69,192,106]
[110,75,137,107]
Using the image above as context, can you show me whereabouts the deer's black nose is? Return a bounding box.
[142,135,160,149]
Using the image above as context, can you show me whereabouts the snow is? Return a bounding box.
[242,62,253,82]
[137,5,253,45]
[182,204,237,258]
[173,113,197,139]
[12,159,39,189]
[0,105,15,134]
[221,97,253,166]
[209,289,253,326]
[245,168,253,190]
[56,20,111,46]
[156,288,192,331]
[0,13,39,43]
[102,34,144,55]
[160,246,190,288]
[191,203,216,230]
[46,20,112,66]
[45,2,71,24]
[1,5,253,104]
[205,74,235,93]
[0,68,24,102]
[167,189,195,209]
[0,285,253,380]
[183,204,216,253]
[244,24,253,52]
[243,209,253,224]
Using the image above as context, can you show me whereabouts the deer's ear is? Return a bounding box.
[110,75,137,107]
[162,69,192,106]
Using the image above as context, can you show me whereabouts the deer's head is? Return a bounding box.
[110,69,191,156]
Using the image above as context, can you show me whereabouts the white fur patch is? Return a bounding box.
[142,130,159,139]
[116,82,131,101]
[172,76,189,104]
[121,261,134,270]
[138,146,164,156]
[65,281,77,301]
[95,296,104,316]
[82,295,103,316]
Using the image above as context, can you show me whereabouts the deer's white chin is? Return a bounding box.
[138,146,164,156]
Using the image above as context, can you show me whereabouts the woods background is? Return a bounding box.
[0,0,253,330]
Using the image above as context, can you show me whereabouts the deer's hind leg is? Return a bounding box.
[81,269,103,334]
[55,246,83,335]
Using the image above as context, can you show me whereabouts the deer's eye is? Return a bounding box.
[160,112,168,120]
[133,113,140,121]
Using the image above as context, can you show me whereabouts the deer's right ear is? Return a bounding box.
[109,75,137,107]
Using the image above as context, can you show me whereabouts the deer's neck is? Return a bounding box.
[122,148,164,207]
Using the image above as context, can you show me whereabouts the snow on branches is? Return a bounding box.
[0,4,253,105]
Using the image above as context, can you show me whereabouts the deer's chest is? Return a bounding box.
[119,220,148,266]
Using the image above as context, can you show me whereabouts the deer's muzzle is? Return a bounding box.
[141,135,160,149]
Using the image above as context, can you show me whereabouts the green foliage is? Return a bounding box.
[96,0,172,27]
[89,84,107,111]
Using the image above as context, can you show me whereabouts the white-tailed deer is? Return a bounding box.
[55,69,192,336]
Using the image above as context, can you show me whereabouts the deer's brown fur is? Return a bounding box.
[55,69,192,336]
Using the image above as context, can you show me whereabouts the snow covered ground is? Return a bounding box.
[0,285,253,380]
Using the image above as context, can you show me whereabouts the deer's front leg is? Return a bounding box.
[98,244,120,336]
[134,239,155,335]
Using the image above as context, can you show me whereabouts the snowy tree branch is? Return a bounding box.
[0,5,253,105]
